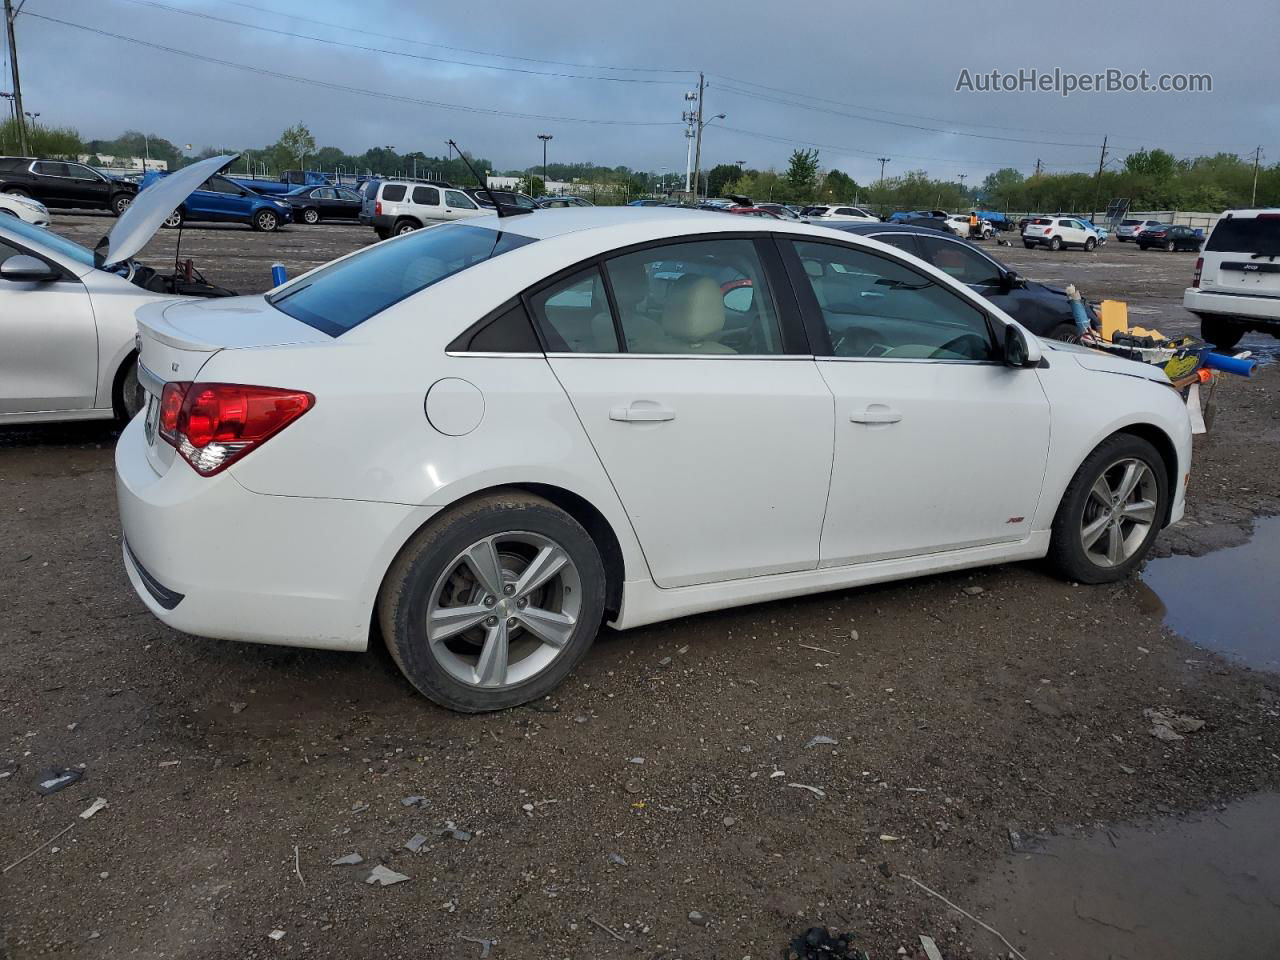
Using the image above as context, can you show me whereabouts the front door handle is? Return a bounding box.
[610,403,676,423]
[850,406,902,425]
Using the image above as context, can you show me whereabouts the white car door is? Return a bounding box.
[0,236,98,415]
[1061,219,1087,245]
[784,237,1050,565]
[443,189,481,220]
[537,236,834,588]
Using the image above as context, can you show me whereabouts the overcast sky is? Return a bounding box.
[8,0,1278,184]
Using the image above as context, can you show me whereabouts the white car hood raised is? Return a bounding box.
[1042,337,1170,384]
[94,153,238,268]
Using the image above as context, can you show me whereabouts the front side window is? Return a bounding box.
[916,237,1003,286]
[268,223,535,336]
[67,163,101,181]
[791,240,995,361]
[445,189,477,209]
[528,266,619,353]
[412,186,440,205]
[603,238,784,355]
[0,215,93,267]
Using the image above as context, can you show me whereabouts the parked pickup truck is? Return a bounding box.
[139,171,294,231]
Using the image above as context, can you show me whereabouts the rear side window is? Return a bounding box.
[529,266,620,353]
[268,223,535,336]
[451,301,541,353]
[381,184,406,202]
[413,186,440,205]
[1206,216,1280,254]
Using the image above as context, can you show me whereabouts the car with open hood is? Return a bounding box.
[116,207,1190,714]
[0,155,239,426]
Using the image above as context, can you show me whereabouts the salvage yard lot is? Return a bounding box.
[3,216,1280,958]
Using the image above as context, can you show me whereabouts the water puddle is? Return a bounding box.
[971,793,1280,959]
[1140,515,1280,672]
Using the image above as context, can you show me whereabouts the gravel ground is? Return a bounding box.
[2,216,1278,959]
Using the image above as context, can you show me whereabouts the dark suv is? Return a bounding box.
[0,157,138,215]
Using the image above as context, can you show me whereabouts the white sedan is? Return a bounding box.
[117,208,1191,712]
[0,154,238,425]
[0,192,51,226]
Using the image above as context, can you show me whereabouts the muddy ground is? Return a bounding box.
[2,216,1279,959]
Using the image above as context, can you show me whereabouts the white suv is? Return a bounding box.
[1116,218,1163,243]
[802,204,879,223]
[1184,210,1280,350]
[364,180,484,238]
[1022,216,1099,251]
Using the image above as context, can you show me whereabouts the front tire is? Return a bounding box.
[1047,434,1168,584]
[110,193,133,216]
[3,187,31,199]
[378,491,606,713]
[162,209,183,229]
[1084,237,1097,252]
[254,210,280,232]
[113,355,145,421]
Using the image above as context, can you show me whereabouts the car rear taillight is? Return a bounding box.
[158,382,314,476]
[375,199,382,216]
[1192,256,1203,288]
[1043,227,1053,235]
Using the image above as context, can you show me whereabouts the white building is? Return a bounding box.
[78,154,168,173]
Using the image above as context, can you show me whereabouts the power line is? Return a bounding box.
[22,12,684,127]
[113,0,688,85]
[221,0,693,75]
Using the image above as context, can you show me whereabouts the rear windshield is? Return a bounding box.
[1120,219,1141,226]
[1205,215,1280,255]
[1031,217,1053,225]
[268,223,536,336]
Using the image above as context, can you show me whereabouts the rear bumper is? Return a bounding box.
[115,416,438,652]
[1184,287,1280,324]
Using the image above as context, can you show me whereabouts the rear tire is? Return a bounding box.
[1165,240,1175,252]
[378,491,606,713]
[1047,434,1169,584]
[394,219,419,236]
[1201,316,1245,351]
[302,207,320,224]
[112,355,145,422]
[1049,236,1062,251]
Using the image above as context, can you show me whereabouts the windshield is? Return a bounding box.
[268,223,536,336]
[1,217,94,268]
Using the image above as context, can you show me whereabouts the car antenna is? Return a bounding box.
[447,139,531,218]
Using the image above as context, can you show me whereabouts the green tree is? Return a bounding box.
[0,119,83,158]
[981,167,1025,200]
[276,123,317,170]
[1123,148,1177,180]
[528,176,545,197]
[786,148,820,202]
[706,163,743,198]
[817,169,858,203]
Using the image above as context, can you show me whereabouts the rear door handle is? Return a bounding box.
[610,404,676,423]
[850,406,902,424]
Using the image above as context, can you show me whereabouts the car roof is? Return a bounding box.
[823,222,949,238]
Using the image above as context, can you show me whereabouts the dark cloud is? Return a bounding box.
[12,0,1277,183]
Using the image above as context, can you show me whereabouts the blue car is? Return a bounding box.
[139,172,294,231]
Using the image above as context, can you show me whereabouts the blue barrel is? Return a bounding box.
[271,263,287,287]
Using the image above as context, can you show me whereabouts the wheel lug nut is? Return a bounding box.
[517,598,527,609]
[483,596,496,607]
[485,616,498,627]
[507,617,517,628]
[503,584,515,596]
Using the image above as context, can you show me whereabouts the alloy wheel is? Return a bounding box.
[425,532,581,689]
[1079,457,1158,568]
[163,211,182,228]
[304,208,319,224]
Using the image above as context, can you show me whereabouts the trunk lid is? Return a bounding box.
[135,295,330,475]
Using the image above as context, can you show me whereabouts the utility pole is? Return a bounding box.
[876,157,890,184]
[1091,135,1108,223]
[691,72,705,203]
[4,0,29,157]
[1034,158,1042,178]
[1251,145,1262,207]
[537,133,552,195]
[682,88,697,194]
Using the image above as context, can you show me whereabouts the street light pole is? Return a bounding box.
[537,134,552,196]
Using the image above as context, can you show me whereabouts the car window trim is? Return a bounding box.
[777,235,1004,362]
[446,296,545,356]
[520,230,814,359]
[916,233,1006,287]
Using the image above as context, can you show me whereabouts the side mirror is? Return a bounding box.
[0,255,59,283]
[1002,269,1024,289]
[1003,324,1041,368]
